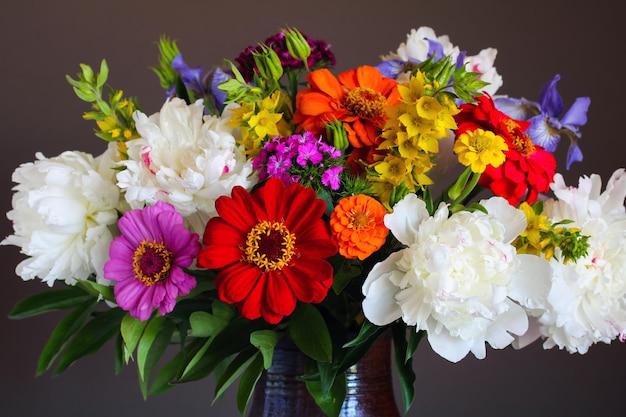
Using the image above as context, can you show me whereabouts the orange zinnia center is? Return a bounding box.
[348,208,375,232]
[244,221,297,272]
[132,240,173,286]
[505,119,536,156]
[343,87,387,119]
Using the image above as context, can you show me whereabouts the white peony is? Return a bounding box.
[464,48,503,96]
[116,98,257,234]
[363,194,536,362]
[512,169,626,353]
[2,149,120,286]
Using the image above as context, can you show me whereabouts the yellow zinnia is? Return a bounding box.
[454,128,508,173]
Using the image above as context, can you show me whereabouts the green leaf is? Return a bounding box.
[148,350,185,396]
[213,348,258,402]
[137,315,176,398]
[76,279,115,302]
[36,299,98,375]
[120,313,149,363]
[96,59,109,89]
[178,318,267,383]
[54,307,126,374]
[304,368,347,417]
[236,354,264,415]
[9,287,94,319]
[114,333,124,375]
[392,323,416,413]
[287,304,332,363]
[250,330,280,369]
[189,310,230,338]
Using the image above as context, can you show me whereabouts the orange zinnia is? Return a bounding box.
[330,194,389,260]
[293,65,400,149]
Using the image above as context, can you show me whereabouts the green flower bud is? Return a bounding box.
[283,27,311,64]
[325,119,349,150]
[252,44,284,81]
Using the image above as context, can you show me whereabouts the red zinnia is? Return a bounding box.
[197,178,338,324]
[293,65,400,149]
[455,95,557,205]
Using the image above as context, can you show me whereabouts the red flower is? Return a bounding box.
[293,65,400,149]
[197,178,338,324]
[455,95,556,205]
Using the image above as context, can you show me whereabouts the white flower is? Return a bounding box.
[363,195,533,362]
[382,26,502,94]
[116,98,257,234]
[464,48,503,96]
[2,150,120,286]
[383,27,459,64]
[512,169,626,353]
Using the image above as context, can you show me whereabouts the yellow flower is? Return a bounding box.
[248,108,282,138]
[454,128,508,173]
[514,202,550,256]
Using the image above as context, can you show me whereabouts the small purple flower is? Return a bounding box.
[171,53,208,98]
[321,165,343,190]
[267,154,292,178]
[104,201,201,321]
[296,142,323,166]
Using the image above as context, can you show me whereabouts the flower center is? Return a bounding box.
[505,119,536,156]
[343,87,386,119]
[132,240,173,286]
[245,220,296,272]
[348,208,374,232]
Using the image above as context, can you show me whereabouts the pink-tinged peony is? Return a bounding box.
[104,201,201,321]
[197,178,338,324]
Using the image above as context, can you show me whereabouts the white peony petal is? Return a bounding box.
[384,193,429,246]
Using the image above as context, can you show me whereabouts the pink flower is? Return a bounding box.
[104,201,201,321]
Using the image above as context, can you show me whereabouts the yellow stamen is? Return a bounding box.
[244,221,296,272]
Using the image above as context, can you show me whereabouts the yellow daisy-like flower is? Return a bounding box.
[248,108,282,138]
[454,128,508,173]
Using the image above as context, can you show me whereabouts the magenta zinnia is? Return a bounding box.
[197,177,338,324]
[103,201,201,321]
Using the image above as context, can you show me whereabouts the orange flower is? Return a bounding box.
[330,194,389,260]
[293,65,400,148]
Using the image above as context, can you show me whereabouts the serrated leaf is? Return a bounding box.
[9,287,94,319]
[36,299,98,375]
[213,348,258,402]
[54,307,126,374]
[287,303,332,363]
[250,330,280,369]
[120,313,149,363]
[236,354,264,415]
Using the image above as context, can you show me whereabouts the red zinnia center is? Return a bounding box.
[505,119,536,156]
[343,87,386,119]
[245,220,296,272]
[132,240,173,286]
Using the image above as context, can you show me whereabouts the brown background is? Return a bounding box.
[2,1,625,416]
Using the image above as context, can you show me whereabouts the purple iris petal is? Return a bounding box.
[426,39,445,61]
[560,96,591,135]
[538,74,564,117]
[495,97,540,120]
[172,53,207,96]
[210,67,231,110]
[566,140,583,170]
[526,115,561,152]
[375,59,405,79]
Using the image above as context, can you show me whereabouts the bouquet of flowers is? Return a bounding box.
[4,25,626,416]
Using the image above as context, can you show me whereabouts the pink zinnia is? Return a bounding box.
[104,201,201,321]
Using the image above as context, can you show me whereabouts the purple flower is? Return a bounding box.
[296,142,323,166]
[495,74,590,169]
[104,201,201,321]
[321,165,343,190]
[170,53,208,98]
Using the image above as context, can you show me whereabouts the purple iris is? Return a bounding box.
[495,74,590,169]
